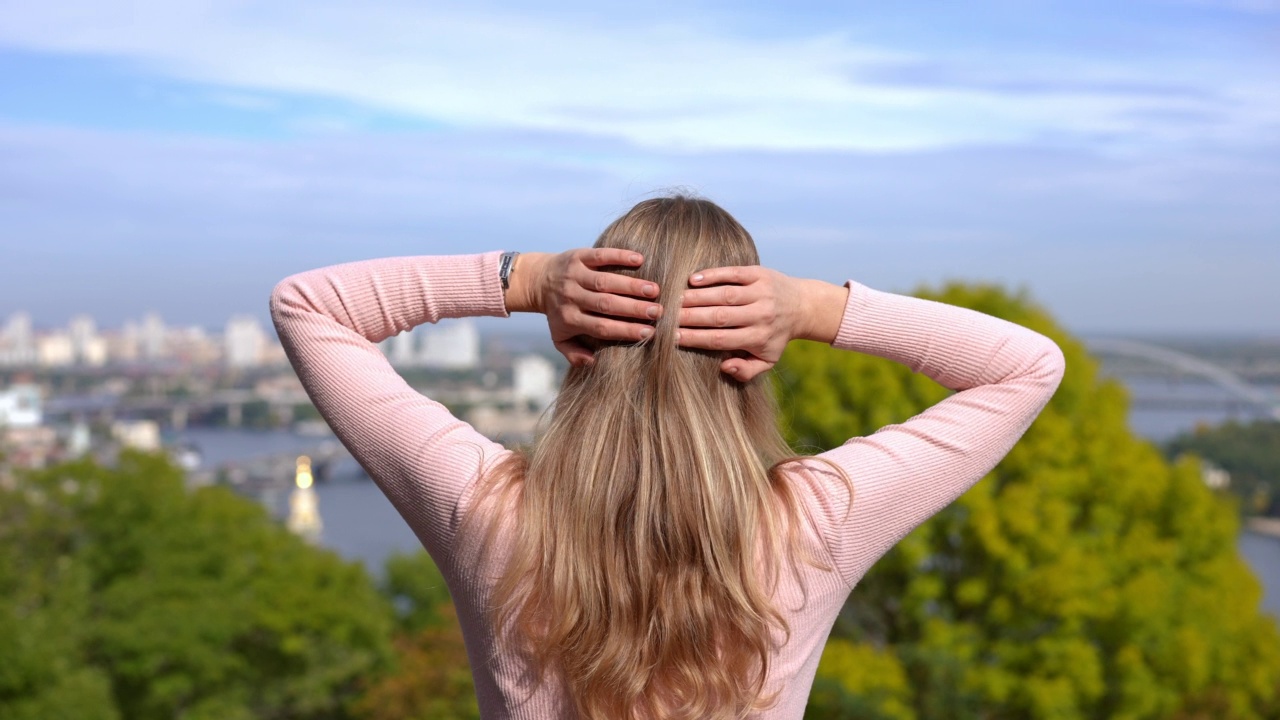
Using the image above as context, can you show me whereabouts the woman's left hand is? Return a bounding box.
[506,249,663,367]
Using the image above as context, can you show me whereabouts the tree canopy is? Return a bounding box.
[777,282,1280,720]
[0,451,394,720]
[1166,419,1280,517]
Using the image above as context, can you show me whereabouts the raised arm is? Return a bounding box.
[678,268,1066,588]
[269,249,664,562]
[269,252,513,561]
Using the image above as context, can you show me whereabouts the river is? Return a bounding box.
[163,376,1280,619]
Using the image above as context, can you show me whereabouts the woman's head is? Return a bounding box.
[480,195,817,720]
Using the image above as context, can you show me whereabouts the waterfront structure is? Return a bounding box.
[110,420,161,451]
[286,455,323,543]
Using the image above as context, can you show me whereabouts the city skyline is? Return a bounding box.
[2,1,1278,336]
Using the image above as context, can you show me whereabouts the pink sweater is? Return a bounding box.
[270,251,1066,719]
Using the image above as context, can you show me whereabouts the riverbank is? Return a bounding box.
[1248,516,1280,540]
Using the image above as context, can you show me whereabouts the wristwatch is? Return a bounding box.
[498,251,520,291]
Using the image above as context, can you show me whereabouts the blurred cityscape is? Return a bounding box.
[0,309,559,495]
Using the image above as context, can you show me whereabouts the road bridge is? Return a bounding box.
[1086,338,1280,421]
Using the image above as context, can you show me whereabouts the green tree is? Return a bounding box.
[1166,419,1280,517]
[779,282,1280,720]
[355,551,479,720]
[0,451,394,720]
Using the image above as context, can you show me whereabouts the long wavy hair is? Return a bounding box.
[474,196,839,719]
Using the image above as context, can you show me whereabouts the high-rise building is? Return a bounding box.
[419,320,480,370]
[224,315,267,368]
[139,312,167,361]
[513,354,558,410]
[0,313,36,367]
[385,329,417,367]
[68,315,107,367]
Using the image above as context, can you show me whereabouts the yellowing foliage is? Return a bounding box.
[779,282,1280,720]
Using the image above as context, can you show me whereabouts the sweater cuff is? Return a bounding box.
[418,251,511,321]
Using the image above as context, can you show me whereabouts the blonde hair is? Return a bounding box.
[474,196,841,719]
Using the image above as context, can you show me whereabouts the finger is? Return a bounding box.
[675,327,759,352]
[721,357,773,382]
[581,247,644,269]
[688,265,764,287]
[681,283,764,308]
[574,288,663,321]
[576,267,659,299]
[678,304,759,328]
[570,311,655,342]
[555,339,595,367]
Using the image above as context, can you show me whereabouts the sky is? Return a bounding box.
[1,0,1278,337]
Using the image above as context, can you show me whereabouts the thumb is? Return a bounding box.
[721,357,773,382]
[555,339,595,368]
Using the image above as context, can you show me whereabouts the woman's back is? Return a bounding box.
[270,196,1066,718]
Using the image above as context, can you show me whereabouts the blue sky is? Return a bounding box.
[1,0,1277,336]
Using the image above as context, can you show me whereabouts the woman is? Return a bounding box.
[270,196,1065,719]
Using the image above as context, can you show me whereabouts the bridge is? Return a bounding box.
[187,438,359,499]
[43,389,313,429]
[1085,337,1280,422]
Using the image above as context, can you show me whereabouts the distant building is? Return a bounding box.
[419,320,480,369]
[385,330,416,367]
[513,354,558,410]
[139,312,167,361]
[111,420,161,452]
[382,320,481,370]
[0,384,42,428]
[69,315,108,366]
[36,333,74,368]
[0,312,37,367]
[225,315,268,368]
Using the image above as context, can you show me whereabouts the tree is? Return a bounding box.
[778,282,1280,719]
[354,551,479,720]
[1166,419,1280,517]
[0,451,394,720]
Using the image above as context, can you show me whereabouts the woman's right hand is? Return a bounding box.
[507,249,664,367]
[677,267,848,381]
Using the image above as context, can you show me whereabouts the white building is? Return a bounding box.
[514,354,558,410]
[382,320,481,370]
[139,312,167,361]
[69,315,108,366]
[0,312,37,367]
[36,333,75,368]
[111,420,161,452]
[385,330,416,367]
[0,384,42,428]
[419,320,480,369]
[224,315,268,368]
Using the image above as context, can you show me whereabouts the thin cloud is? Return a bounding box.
[0,0,1272,151]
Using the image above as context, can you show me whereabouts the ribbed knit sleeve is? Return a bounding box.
[798,280,1066,589]
[268,252,513,564]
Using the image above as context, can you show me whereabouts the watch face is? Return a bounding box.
[500,252,519,289]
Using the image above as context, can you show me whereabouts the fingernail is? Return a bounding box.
[631,254,643,264]
[640,327,653,338]
[646,306,659,319]
[691,273,704,284]
[675,330,682,342]
[643,283,657,297]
